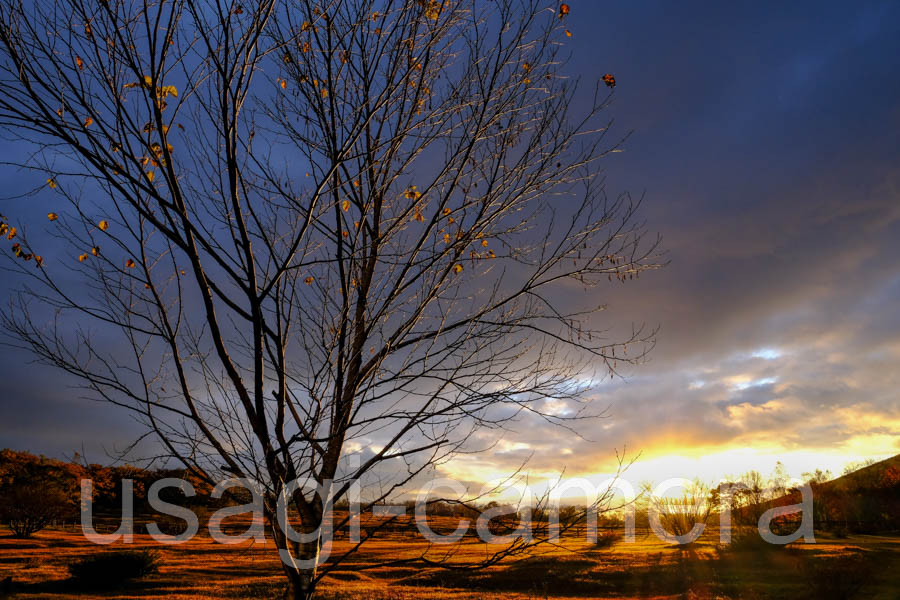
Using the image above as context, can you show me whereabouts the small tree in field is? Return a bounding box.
[0,450,79,537]
[0,481,71,538]
[645,480,713,543]
[0,0,661,597]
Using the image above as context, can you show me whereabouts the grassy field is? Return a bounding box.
[1,522,899,599]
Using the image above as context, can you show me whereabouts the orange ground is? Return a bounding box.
[1,521,898,599]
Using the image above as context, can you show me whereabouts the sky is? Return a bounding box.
[1,0,899,490]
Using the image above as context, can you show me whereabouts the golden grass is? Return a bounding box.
[1,522,898,599]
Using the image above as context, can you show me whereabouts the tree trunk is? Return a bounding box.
[268,506,321,600]
[282,564,316,600]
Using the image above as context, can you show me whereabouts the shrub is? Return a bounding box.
[0,482,72,538]
[722,531,773,553]
[801,553,869,600]
[144,515,190,537]
[830,525,849,539]
[594,530,621,548]
[69,550,161,586]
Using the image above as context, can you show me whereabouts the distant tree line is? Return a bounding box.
[1,449,625,541]
[0,449,217,537]
[3,449,897,541]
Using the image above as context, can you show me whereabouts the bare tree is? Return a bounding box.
[644,479,713,543]
[0,0,661,597]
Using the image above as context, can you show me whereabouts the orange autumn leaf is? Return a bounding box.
[125,258,136,268]
[565,29,572,37]
[342,199,350,211]
[98,220,109,231]
[481,240,488,247]
[278,78,287,89]
[35,255,43,267]
[443,233,451,244]
[442,207,451,216]
[91,246,100,256]
[76,56,84,70]
[453,264,463,274]
[423,0,441,20]
[304,276,314,285]
[47,178,57,189]
[47,212,58,221]
[559,3,570,18]
[6,226,16,240]
[146,171,155,182]
[78,253,88,262]
[602,73,616,88]
[83,116,93,127]
[404,185,421,200]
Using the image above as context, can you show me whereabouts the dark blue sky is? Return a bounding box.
[2,1,899,479]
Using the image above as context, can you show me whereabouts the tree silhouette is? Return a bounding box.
[0,0,660,597]
[0,450,80,538]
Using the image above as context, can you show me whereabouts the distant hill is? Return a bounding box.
[772,453,900,534]
[822,453,900,493]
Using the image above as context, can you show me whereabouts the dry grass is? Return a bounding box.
[1,523,898,599]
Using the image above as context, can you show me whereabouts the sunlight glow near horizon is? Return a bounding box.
[436,443,894,502]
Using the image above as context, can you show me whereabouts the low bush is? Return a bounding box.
[801,552,869,600]
[144,515,190,537]
[68,550,160,586]
[594,529,621,548]
[720,531,778,553]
